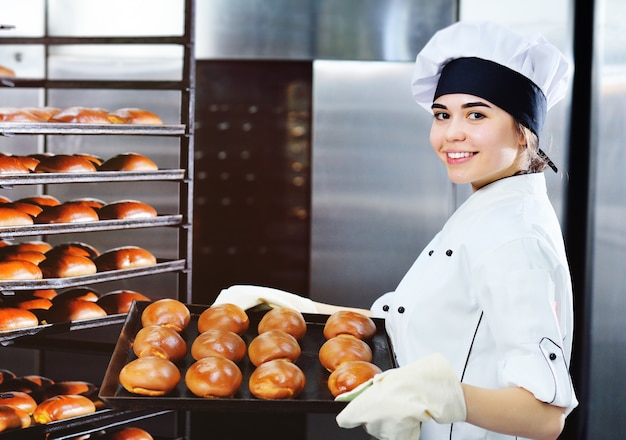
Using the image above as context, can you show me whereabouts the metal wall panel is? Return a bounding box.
[196,0,455,61]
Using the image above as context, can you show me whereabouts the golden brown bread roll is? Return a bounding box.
[20,374,54,388]
[3,295,52,311]
[52,287,99,303]
[133,325,187,362]
[99,153,158,171]
[96,290,150,314]
[0,207,34,226]
[12,155,40,172]
[0,261,43,280]
[0,155,31,174]
[93,246,157,272]
[0,377,42,394]
[1,250,47,266]
[97,200,157,220]
[31,289,58,300]
[247,330,301,367]
[191,329,246,362]
[38,254,97,278]
[0,107,40,123]
[197,303,249,335]
[318,335,373,372]
[185,356,242,398]
[45,299,107,323]
[326,360,382,397]
[102,427,154,440]
[33,394,96,424]
[34,154,98,173]
[248,359,306,400]
[258,307,307,340]
[107,108,163,125]
[323,310,377,340]
[38,381,96,402]
[0,405,31,431]
[68,197,105,209]
[0,391,37,415]
[16,195,60,208]
[46,242,100,259]
[2,201,43,218]
[21,107,61,122]
[48,106,111,124]
[119,356,180,396]
[35,202,99,224]
[140,298,190,332]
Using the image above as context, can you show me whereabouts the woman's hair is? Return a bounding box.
[516,122,548,173]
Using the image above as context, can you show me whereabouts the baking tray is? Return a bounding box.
[0,122,186,136]
[100,301,397,413]
[0,258,186,290]
[0,169,185,186]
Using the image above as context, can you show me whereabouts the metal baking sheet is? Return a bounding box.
[100,301,397,413]
[0,169,185,186]
[0,214,183,238]
[0,122,186,136]
[0,259,186,291]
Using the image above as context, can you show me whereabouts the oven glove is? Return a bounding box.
[335,353,467,440]
[213,284,317,313]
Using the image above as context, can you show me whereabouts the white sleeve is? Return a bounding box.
[370,291,395,318]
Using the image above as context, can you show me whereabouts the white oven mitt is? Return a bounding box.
[336,353,467,440]
[212,284,317,313]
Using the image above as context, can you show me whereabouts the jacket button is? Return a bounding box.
[446,249,453,257]
[428,250,434,256]
[382,305,389,312]
[397,306,405,314]
[549,353,557,361]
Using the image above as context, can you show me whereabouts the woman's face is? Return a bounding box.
[429,93,526,191]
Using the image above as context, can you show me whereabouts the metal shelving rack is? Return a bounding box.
[0,0,195,437]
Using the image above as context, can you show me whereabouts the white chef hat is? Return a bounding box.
[411,21,571,137]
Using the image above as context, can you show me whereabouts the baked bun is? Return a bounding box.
[0,405,31,431]
[3,201,43,218]
[0,391,37,415]
[32,394,96,424]
[140,298,190,333]
[22,107,61,122]
[32,289,58,300]
[0,155,31,174]
[3,295,52,311]
[38,254,97,278]
[12,155,40,172]
[68,197,105,209]
[97,200,157,220]
[99,153,158,171]
[45,299,107,322]
[0,261,43,280]
[108,108,163,125]
[20,374,55,388]
[191,329,246,362]
[35,202,99,224]
[319,335,373,372]
[96,290,150,314]
[248,359,306,400]
[93,246,157,271]
[258,307,307,340]
[0,377,42,394]
[0,207,34,226]
[0,107,40,123]
[38,380,97,401]
[1,250,47,266]
[0,66,16,78]
[185,356,242,398]
[323,310,377,340]
[34,154,98,173]
[16,195,60,207]
[102,427,154,440]
[327,360,382,398]
[49,106,111,124]
[46,242,100,259]
[133,325,187,362]
[197,303,249,335]
[52,287,100,303]
[119,356,180,396]
[247,330,301,367]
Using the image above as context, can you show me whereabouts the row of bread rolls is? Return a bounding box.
[0,240,157,281]
[0,106,162,124]
[0,286,151,331]
[0,198,157,227]
[0,152,158,174]
[0,369,101,432]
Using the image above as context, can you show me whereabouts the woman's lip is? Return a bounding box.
[445,151,476,164]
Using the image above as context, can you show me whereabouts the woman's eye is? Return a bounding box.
[468,112,485,120]
[433,112,449,120]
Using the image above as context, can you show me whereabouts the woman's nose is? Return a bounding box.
[444,117,466,142]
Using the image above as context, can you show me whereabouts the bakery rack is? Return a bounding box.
[0,0,195,438]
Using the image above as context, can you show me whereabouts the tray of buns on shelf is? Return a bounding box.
[99,299,397,413]
[0,284,153,343]
[0,106,163,125]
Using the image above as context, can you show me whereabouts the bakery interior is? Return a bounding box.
[0,0,624,439]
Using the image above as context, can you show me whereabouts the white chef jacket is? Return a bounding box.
[371,173,578,440]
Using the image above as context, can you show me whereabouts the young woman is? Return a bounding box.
[214,21,578,440]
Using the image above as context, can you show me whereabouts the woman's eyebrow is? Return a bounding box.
[462,101,492,109]
[431,103,447,110]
